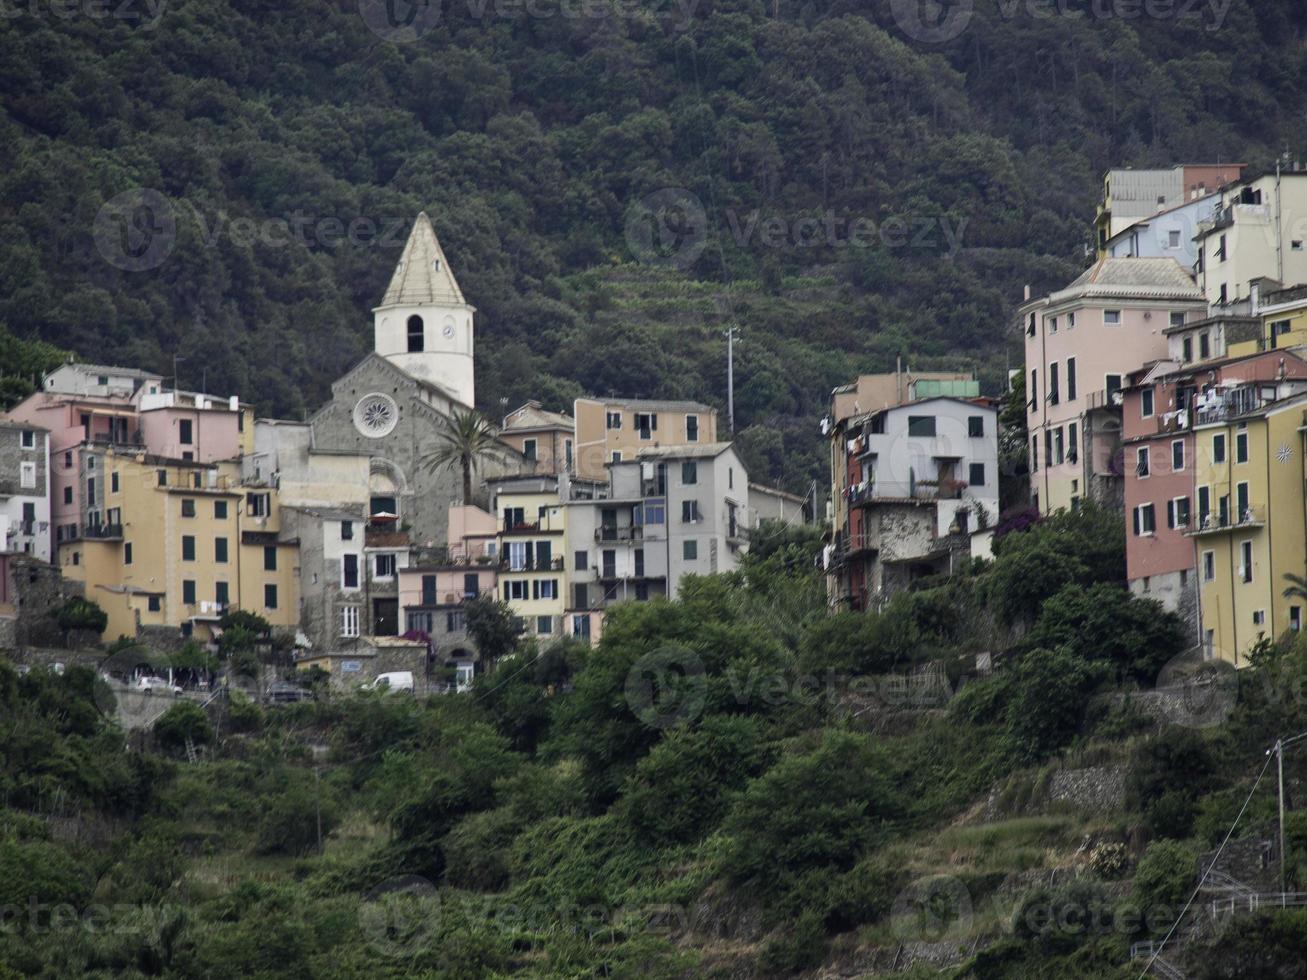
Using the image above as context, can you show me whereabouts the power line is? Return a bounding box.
[1135,731,1307,979]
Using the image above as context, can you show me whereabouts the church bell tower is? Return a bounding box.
[373,212,477,407]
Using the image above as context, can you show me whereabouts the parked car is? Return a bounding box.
[264,680,313,704]
[365,671,415,694]
[134,675,182,695]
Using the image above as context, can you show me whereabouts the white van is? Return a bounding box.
[366,671,414,694]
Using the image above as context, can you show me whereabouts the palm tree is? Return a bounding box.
[1283,571,1307,602]
[421,407,511,504]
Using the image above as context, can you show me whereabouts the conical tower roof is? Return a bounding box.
[376,212,467,308]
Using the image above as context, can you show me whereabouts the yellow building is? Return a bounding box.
[1189,387,1307,665]
[489,476,567,640]
[573,398,716,481]
[501,401,575,476]
[58,451,299,643]
[1251,281,1307,355]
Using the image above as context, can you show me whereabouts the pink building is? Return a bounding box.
[1122,350,1307,629]
[1021,258,1207,514]
[396,505,500,691]
[7,365,251,548]
[136,391,247,462]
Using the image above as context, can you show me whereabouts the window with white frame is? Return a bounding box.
[1132,503,1156,536]
[375,554,396,578]
[508,541,528,571]
[1104,310,1122,325]
[1171,496,1191,528]
[1240,540,1253,583]
[20,430,35,449]
[1202,551,1215,581]
[1171,440,1185,471]
[341,606,360,637]
[20,462,36,489]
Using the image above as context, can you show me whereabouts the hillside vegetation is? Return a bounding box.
[5,2,1307,485]
[6,510,1307,978]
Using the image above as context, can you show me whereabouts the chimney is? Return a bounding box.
[1023,284,1032,302]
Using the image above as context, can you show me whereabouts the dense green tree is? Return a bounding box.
[720,731,899,895]
[153,702,213,755]
[1023,582,1187,683]
[620,714,771,845]
[1005,648,1105,762]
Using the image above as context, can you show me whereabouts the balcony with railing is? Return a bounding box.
[83,522,124,540]
[501,518,566,535]
[1206,202,1270,233]
[1085,388,1125,412]
[594,564,664,582]
[595,525,643,543]
[87,429,145,448]
[501,555,566,573]
[365,525,411,548]
[914,477,968,501]
[1195,388,1266,426]
[849,478,970,506]
[1186,506,1266,537]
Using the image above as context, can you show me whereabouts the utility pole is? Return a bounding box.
[1278,739,1287,895]
[314,766,324,855]
[1269,731,1307,895]
[725,325,738,435]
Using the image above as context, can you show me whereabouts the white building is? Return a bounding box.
[848,397,999,536]
[1197,171,1307,308]
[830,397,998,607]
[0,421,52,561]
[633,443,750,586]
[42,363,164,399]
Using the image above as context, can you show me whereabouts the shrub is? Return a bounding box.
[620,714,770,845]
[1087,842,1129,880]
[798,608,920,674]
[1126,729,1215,839]
[56,597,107,635]
[1012,878,1113,954]
[758,908,826,973]
[153,702,213,754]
[256,774,337,856]
[1132,839,1196,936]
[1024,583,1186,683]
[1004,648,1105,762]
[720,731,898,895]
[224,692,263,734]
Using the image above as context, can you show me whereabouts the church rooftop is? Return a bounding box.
[376,212,467,309]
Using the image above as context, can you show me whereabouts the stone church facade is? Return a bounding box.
[259,213,528,653]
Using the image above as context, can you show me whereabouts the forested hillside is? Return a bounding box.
[3,0,1306,486]
[7,514,1307,978]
